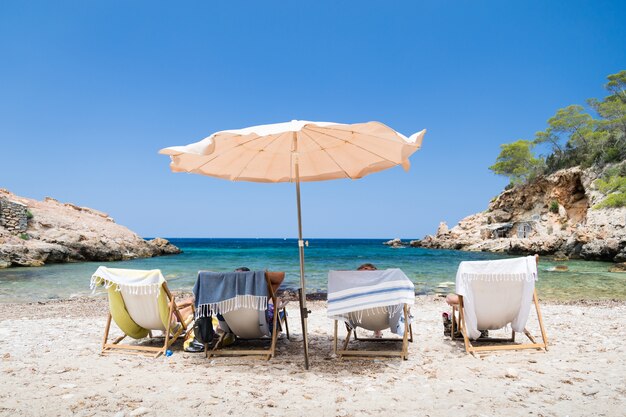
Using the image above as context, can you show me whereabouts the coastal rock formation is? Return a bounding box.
[436,221,449,236]
[383,238,408,248]
[609,262,626,273]
[417,165,626,262]
[0,189,181,268]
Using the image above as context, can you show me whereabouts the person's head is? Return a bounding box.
[234,267,250,272]
[357,263,377,271]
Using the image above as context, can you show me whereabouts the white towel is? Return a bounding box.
[90,266,165,297]
[327,269,414,335]
[455,256,537,340]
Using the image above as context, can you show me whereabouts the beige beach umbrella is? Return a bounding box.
[160,120,426,369]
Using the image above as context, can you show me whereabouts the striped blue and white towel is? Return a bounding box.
[327,268,415,319]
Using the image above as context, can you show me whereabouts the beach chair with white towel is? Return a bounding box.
[194,270,288,360]
[451,255,548,355]
[328,268,415,360]
[91,267,194,358]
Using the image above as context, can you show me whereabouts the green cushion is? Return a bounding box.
[107,285,150,339]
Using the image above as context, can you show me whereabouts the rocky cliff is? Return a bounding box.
[0,189,181,268]
[417,165,626,262]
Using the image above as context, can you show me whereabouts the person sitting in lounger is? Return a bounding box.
[227,267,286,336]
[182,267,286,352]
[356,263,383,338]
[235,267,285,295]
[357,263,377,271]
[444,293,488,338]
[446,293,460,306]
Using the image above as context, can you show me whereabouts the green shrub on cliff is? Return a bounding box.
[594,174,626,208]
[549,200,560,213]
[491,70,626,186]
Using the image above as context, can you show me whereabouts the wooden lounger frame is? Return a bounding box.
[101,282,194,358]
[206,274,289,361]
[333,304,413,360]
[450,255,548,355]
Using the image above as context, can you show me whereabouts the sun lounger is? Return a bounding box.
[194,270,289,360]
[450,255,548,355]
[91,267,194,358]
[328,269,415,360]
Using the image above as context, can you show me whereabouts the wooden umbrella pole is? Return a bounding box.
[293,134,310,370]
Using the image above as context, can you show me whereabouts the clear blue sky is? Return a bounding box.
[1,1,625,238]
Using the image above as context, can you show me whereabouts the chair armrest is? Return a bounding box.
[177,301,194,309]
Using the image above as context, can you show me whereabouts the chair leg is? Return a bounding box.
[402,305,410,360]
[282,307,290,340]
[524,328,538,344]
[342,327,353,352]
[102,312,113,352]
[451,306,457,340]
[162,299,175,357]
[459,297,474,355]
[208,333,225,359]
[333,320,338,354]
[533,289,549,350]
[268,303,279,359]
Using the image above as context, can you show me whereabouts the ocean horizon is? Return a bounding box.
[0,237,624,303]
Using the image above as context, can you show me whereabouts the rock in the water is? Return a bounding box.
[608,262,626,273]
[383,238,407,247]
[147,237,182,256]
[384,238,403,246]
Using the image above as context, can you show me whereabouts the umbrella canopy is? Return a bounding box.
[160,120,425,183]
[159,120,426,369]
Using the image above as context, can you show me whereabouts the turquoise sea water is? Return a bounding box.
[0,238,624,303]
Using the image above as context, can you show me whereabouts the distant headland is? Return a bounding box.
[0,189,180,268]
[413,71,626,266]
[414,164,626,265]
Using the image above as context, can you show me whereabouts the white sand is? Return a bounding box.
[0,296,625,417]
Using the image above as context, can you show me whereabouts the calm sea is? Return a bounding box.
[0,238,624,303]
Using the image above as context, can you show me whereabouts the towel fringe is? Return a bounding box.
[90,275,161,298]
[334,303,406,323]
[461,272,536,283]
[195,295,268,319]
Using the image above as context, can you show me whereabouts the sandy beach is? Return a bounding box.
[0,295,624,417]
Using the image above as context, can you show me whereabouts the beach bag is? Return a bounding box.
[193,316,215,344]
